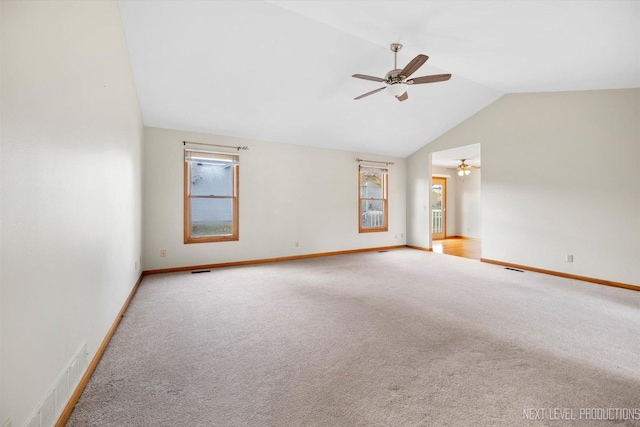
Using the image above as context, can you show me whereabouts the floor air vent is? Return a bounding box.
[191,270,211,274]
[505,267,524,272]
[378,250,388,253]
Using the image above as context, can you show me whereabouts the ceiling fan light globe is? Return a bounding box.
[387,83,407,97]
[458,170,464,176]
[465,169,471,175]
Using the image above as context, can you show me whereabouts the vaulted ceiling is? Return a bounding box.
[118,1,639,157]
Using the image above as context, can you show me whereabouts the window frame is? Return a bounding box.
[184,149,239,244]
[358,164,389,233]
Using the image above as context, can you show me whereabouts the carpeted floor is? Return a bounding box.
[67,249,640,426]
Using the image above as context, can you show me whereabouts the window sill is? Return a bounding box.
[359,227,388,233]
[184,235,239,244]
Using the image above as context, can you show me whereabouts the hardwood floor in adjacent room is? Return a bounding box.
[432,237,481,260]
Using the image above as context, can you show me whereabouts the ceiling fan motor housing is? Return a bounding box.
[385,69,405,84]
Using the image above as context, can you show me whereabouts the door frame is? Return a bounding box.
[432,176,446,240]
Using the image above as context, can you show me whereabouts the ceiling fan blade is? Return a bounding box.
[399,54,428,78]
[408,74,452,85]
[396,92,408,102]
[352,74,386,83]
[354,86,386,100]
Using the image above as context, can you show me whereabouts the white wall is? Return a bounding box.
[0,1,3,418]
[144,127,406,271]
[408,89,640,286]
[406,149,431,249]
[0,2,143,426]
[455,170,481,239]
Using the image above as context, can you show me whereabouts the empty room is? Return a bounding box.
[1,1,639,426]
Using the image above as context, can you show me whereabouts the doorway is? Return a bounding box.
[431,177,446,240]
[430,143,482,259]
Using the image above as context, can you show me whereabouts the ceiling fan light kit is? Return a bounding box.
[457,159,472,176]
[387,83,408,97]
[352,43,452,102]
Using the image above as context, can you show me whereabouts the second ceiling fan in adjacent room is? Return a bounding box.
[457,159,481,176]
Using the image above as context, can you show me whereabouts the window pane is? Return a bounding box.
[190,198,234,237]
[361,200,385,228]
[190,163,233,197]
[185,150,238,164]
[431,184,443,210]
[432,183,444,234]
[360,171,383,198]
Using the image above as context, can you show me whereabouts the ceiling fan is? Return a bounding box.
[456,159,480,176]
[352,43,452,102]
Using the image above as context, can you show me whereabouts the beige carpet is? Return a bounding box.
[67,249,640,426]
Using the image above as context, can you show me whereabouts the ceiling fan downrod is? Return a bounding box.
[390,43,402,71]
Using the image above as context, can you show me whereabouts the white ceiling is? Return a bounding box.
[432,143,480,168]
[117,1,639,158]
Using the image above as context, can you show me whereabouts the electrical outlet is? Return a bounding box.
[135,261,138,270]
[294,241,299,247]
[401,233,404,238]
[160,249,167,257]
[566,254,574,262]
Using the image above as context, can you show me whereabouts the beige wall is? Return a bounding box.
[0,1,143,425]
[143,127,407,271]
[408,89,640,285]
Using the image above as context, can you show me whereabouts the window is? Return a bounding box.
[184,150,239,243]
[359,165,388,232]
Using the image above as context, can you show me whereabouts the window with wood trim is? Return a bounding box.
[184,150,239,243]
[359,165,388,232]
